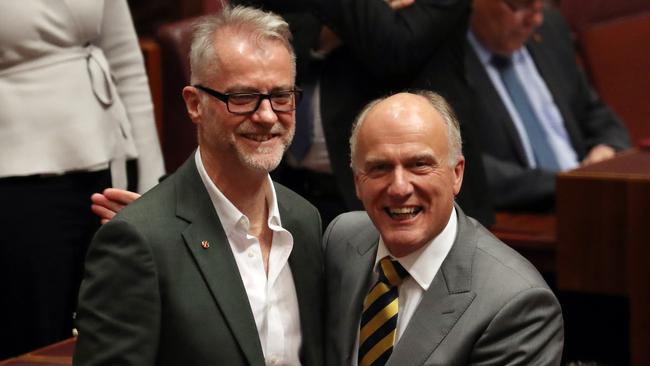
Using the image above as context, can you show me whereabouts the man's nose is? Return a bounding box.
[252,98,279,125]
[387,167,413,198]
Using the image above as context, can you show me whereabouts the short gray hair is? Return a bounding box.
[349,90,463,170]
[189,5,296,84]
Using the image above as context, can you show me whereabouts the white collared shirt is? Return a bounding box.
[195,150,302,366]
[351,207,458,364]
[468,31,579,171]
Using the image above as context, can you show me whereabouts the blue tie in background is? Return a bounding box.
[289,80,316,161]
[492,55,560,171]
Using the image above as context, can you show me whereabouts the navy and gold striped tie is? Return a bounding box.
[358,257,409,366]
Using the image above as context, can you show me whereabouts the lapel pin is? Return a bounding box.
[201,240,210,249]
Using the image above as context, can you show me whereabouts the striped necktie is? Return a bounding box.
[358,257,409,366]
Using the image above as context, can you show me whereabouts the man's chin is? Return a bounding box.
[232,142,285,171]
[239,154,283,173]
[381,233,427,257]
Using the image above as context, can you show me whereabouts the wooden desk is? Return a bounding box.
[0,339,74,366]
[556,148,650,366]
[490,212,556,275]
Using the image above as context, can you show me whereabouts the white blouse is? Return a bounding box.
[0,0,164,192]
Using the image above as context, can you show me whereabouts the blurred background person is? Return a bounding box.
[466,0,630,211]
[0,0,164,358]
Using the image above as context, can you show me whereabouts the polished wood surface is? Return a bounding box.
[490,212,556,274]
[0,339,74,366]
[557,148,650,365]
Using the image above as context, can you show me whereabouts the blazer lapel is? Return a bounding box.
[387,206,477,365]
[174,157,265,365]
[466,44,530,166]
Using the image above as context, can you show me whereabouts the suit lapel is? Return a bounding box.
[174,157,265,365]
[387,206,477,365]
[466,44,530,166]
[337,223,380,363]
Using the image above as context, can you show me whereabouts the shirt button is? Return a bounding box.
[247,249,255,258]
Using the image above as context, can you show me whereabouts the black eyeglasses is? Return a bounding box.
[194,84,303,115]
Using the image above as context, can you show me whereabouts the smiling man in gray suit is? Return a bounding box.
[323,91,563,365]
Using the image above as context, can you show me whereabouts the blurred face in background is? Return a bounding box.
[470,0,544,56]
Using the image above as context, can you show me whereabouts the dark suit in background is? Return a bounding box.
[323,207,563,365]
[466,8,630,210]
[73,157,323,365]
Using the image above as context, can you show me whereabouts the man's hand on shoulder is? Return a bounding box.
[91,188,141,224]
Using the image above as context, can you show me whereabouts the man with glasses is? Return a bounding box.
[466,0,630,210]
[73,6,323,366]
[192,85,302,115]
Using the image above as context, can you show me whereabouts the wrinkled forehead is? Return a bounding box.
[362,101,447,148]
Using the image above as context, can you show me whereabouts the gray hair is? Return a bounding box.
[189,5,296,84]
[349,90,463,171]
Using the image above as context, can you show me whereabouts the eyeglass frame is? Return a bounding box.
[193,84,303,115]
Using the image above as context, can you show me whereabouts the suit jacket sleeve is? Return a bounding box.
[73,219,160,366]
[471,286,564,365]
[306,0,470,81]
[482,154,556,210]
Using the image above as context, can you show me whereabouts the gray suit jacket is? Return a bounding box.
[74,156,324,366]
[465,8,630,211]
[323,206,563,365]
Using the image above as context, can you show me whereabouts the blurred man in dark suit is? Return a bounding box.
[466,0,630,210]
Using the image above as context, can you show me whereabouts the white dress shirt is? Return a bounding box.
[195,150,302,366]
[352,207,458,365]
[468,32,579,171]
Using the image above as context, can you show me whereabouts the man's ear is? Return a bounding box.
[452,155,465,196]
[354,172,361,199]
[182,86,202,124]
